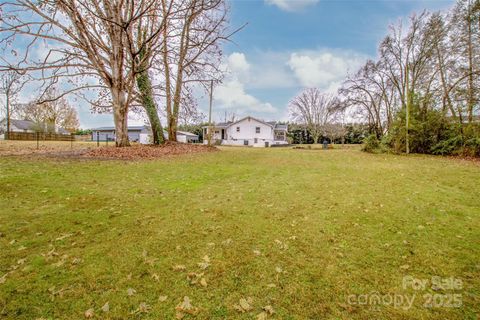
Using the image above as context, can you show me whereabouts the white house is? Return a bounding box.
[91,125,198,144]
[202,116,288,147]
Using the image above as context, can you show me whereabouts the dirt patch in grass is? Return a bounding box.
[0,140,97,156]
[0,140,217,160]
[447,155,480,166]
[82,142,218,160]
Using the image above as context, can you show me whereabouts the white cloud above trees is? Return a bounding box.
[264,0,319,12]
[215,78,277,114]
[211,49,368,119]
[287,50,368,90]
[227,52,250,76]
[213,53,277,115]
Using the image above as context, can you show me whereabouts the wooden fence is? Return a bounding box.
[7,132,74,141]
[74,134,92,141]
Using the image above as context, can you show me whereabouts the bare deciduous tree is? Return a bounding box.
[0,71,27,138]
[449,0,480,123]
[157,0,238,141]
[18,89,80,133]
[0,0,171,146]
[289,88,338,144]
[339,60,396,138]
[338,2,480,155]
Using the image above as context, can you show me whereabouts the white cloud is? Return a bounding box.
[215,79,277,114]
[265,0,319,12]
[227,52,250,75]
[213,52,278,115]
[287,49,367,90]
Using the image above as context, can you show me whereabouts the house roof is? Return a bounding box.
[0,118,72,133]
[92,125,150,131]
[57,127,70,134]
[274,123,288,131]
[201,122,231,129]
[211,122,232,128]
[177,130,199,138]
[0,119,36,131]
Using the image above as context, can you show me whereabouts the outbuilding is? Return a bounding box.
[91,125,199,144]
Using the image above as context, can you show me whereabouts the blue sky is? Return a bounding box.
[10,0,455,128]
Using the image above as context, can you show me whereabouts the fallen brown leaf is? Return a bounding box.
[84,308,94,318]
[83,143,217,160]
[234,297,253,313]
[175,296,199,319]
[173,265,186,271]
[101,302,109,312]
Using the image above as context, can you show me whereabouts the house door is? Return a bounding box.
[221,129,225,140]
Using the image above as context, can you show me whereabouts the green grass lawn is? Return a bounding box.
[0,147,479,319]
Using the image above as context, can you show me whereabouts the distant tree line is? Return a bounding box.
[287,123,369,145]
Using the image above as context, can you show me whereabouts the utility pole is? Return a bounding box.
[5,90,9,140]
[405,63,410,155]
[207,80,213,146]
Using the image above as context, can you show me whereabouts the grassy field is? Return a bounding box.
[0,145,479,319]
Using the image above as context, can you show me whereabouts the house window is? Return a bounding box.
[255,127,260,133]
[215,130,219,134]
[254,138,258,143]
[236,127,240,132]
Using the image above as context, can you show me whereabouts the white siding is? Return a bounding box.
[139,133,151,144]
[177,135,187,143]
[92,130,115,141]
[202,117,288,147]
[226,118,274,144]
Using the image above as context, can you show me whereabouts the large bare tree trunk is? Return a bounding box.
[169,70,185,142]
[161,2,175,142]
[168,116,176,142]
[137,72,165,145]
[112,89,130,147]
[136,39,165,145]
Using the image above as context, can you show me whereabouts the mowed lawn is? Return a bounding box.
[0,146,479,319]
